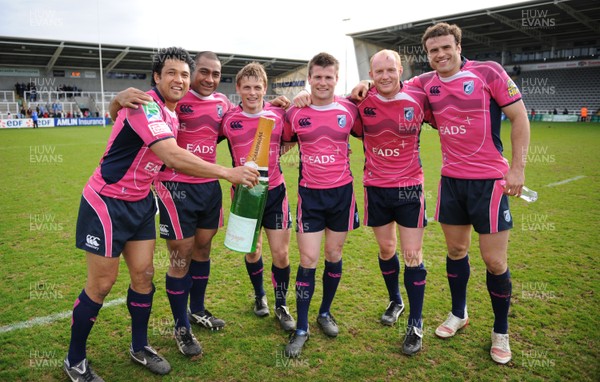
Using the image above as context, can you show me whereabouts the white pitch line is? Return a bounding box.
[545,175,586,187]
[0,297,125,334]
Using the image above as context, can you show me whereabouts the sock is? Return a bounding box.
[188,259,210,314]
[404,263,427,329]
[295,266,316,332]
[271,264,290,308]
[319,259,343,315]
[166,273,192,331]
[127,285,154,352]
[379,253,402,304]
[245,256,265,298]
[67,290,102,366]
[487,269,512,334]
[446,254,470,319]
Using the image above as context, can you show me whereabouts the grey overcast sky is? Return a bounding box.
[0,0,528,91]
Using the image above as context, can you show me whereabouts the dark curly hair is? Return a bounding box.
[151,47,195,87]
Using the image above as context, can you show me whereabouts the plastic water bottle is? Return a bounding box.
[224,117,274,253]
[519,186,538,203]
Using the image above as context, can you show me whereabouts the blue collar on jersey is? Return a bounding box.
[151,87,166,105]
[460,56,468,69]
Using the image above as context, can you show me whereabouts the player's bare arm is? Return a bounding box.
[502,99,530,197]
[150,137,259,188]
[108,87,153,120]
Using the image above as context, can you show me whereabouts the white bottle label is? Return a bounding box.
[224,212,258,253]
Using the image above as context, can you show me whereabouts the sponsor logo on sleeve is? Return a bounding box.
[142,102,162,122]
[507,79,520,97]
[148,122,172,136]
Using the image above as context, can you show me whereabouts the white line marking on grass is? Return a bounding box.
[0,297,125,334]
[545,175,586,187]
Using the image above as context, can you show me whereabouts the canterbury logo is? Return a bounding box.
[85,234,100,249]
[363,107,377,116]
[298,117,311,127]
[179,104,194,114]
[230,120,243,129]
[429,86,441,95]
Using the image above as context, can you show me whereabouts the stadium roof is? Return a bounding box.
[0,37,308,78]
[349,0,600,55]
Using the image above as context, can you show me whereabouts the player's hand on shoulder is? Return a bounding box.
[116,87,152,109]
[349,81,370,101]
[293,89,312,108]
[270,95,291,110]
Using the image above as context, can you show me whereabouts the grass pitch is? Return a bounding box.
[0,121,598,381]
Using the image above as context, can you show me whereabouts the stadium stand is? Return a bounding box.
[516,67,600,115]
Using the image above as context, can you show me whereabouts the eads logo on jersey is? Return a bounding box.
[143,102,162,122]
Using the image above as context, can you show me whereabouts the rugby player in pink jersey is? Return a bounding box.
[221,62,296,332]
[283,52,361,358]
[64,48,258,382]
[355,23,530,364]
[356,50,432,355]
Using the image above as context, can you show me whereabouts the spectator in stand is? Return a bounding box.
[553,108,558,115]
[580,107,588,122]
[31,110,39,128]
[563,108,569,115]
[530,108,535,121]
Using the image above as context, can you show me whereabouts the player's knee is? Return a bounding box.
[245,250,261,263]
[130,265,155,289]
[484,257,507,275]
[89,277,116,300]
[271,250,290,268]
[401,248,423,266]
[447,244,469,259]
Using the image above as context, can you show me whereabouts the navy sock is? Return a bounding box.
[319,259,343,315]
[487,269,512,334]
[67,289,102,366]
[446,255,470,319]
[404,263,427,328]
[379,253,402,304]
[245,256,265,298]
[295,266,316,332]
[272,264,290,308]
[127,285,154,352]
[188,259,210,314]
[166,273,192,330]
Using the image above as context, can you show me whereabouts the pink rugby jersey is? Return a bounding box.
[284,96,361,189]
[355,84,431,188]
[86,88,177,201]
[157,90,232,183]
[408,59,522,179]
[221,105,287,190]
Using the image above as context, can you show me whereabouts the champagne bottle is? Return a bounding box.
[224,117,274,253]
